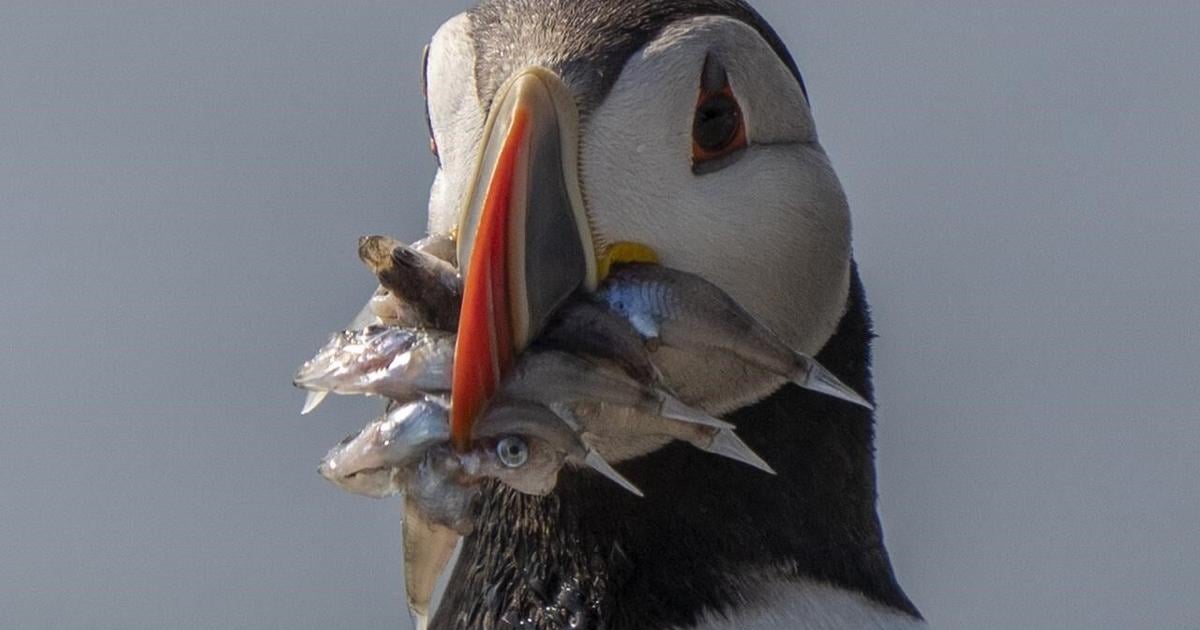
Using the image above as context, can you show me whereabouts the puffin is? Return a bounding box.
[413,0,925,627]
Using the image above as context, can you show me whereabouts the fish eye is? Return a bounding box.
[496,436,529,469]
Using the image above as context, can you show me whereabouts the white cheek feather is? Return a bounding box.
[583,17,851,356]
[425,13,486,236]
[687,578,928,630]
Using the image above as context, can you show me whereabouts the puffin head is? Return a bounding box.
[408,4,925,628]
[423,0,850,451]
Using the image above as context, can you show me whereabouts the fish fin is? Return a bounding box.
[707,429,776,475]
[584,450,644,497]
[793,355,874,410]
[300,390,329,415]
[403,496,460,630]
[659,396,735,429]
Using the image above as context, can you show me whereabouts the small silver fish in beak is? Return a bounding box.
[321,400,474,630]
[301,233,457,415]
[317,433,403,499]
[538,300,661,386]
[595,264,873,413]
[293,326,454,401]
[326,417,473,630]
[463,400,643,497]
[318,396,452,498]
[505,351,723,430]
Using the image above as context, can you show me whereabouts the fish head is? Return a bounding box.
[459,400,582,496]
[318,429,405,498]
[293,330,358,388]
[317,397,451,497]
[295,327,414,391]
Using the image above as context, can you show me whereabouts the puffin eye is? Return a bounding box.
[496,436,529,468]
[691,55,747,173]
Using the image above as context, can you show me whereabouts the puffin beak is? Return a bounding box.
[451,68,597,450]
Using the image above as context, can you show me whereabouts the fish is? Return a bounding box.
[537,300,661,385]
[317,433,403,499]
[358,235,462,331]
[316,385,645,499]
[308,243,879,629]
[293,326,454,401]
[367,232,458,327]
[301,233,457,415]
[300,291,389,415]
[461,399,644,497]
[593,263,873,412]
[317,396,452,498]
[319,400,471,630]
[315,343,771,498]
[562,401,775,476]
[315,343,786,629]
[499,349,772,473]
[504,350,726,431]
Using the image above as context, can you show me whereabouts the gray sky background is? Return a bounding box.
[2,2,1197,628]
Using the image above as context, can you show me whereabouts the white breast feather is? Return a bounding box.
[688,578,928,630]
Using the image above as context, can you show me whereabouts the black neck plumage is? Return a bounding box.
[432,268,920,629]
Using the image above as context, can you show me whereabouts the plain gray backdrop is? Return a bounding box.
[2,1,1197,628]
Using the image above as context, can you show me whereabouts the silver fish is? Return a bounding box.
[317,437,402,499]
[538,300,660,385]
[504,351,726,431]
[595,263,872,413]
[300,294,387,415]
[319,399,471,630]
[302,233,456,414]
[562,401,774,476]
[294,326,454,401]
[317,396,451,498]
[462,400,644,497]
[503,349,783,472]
